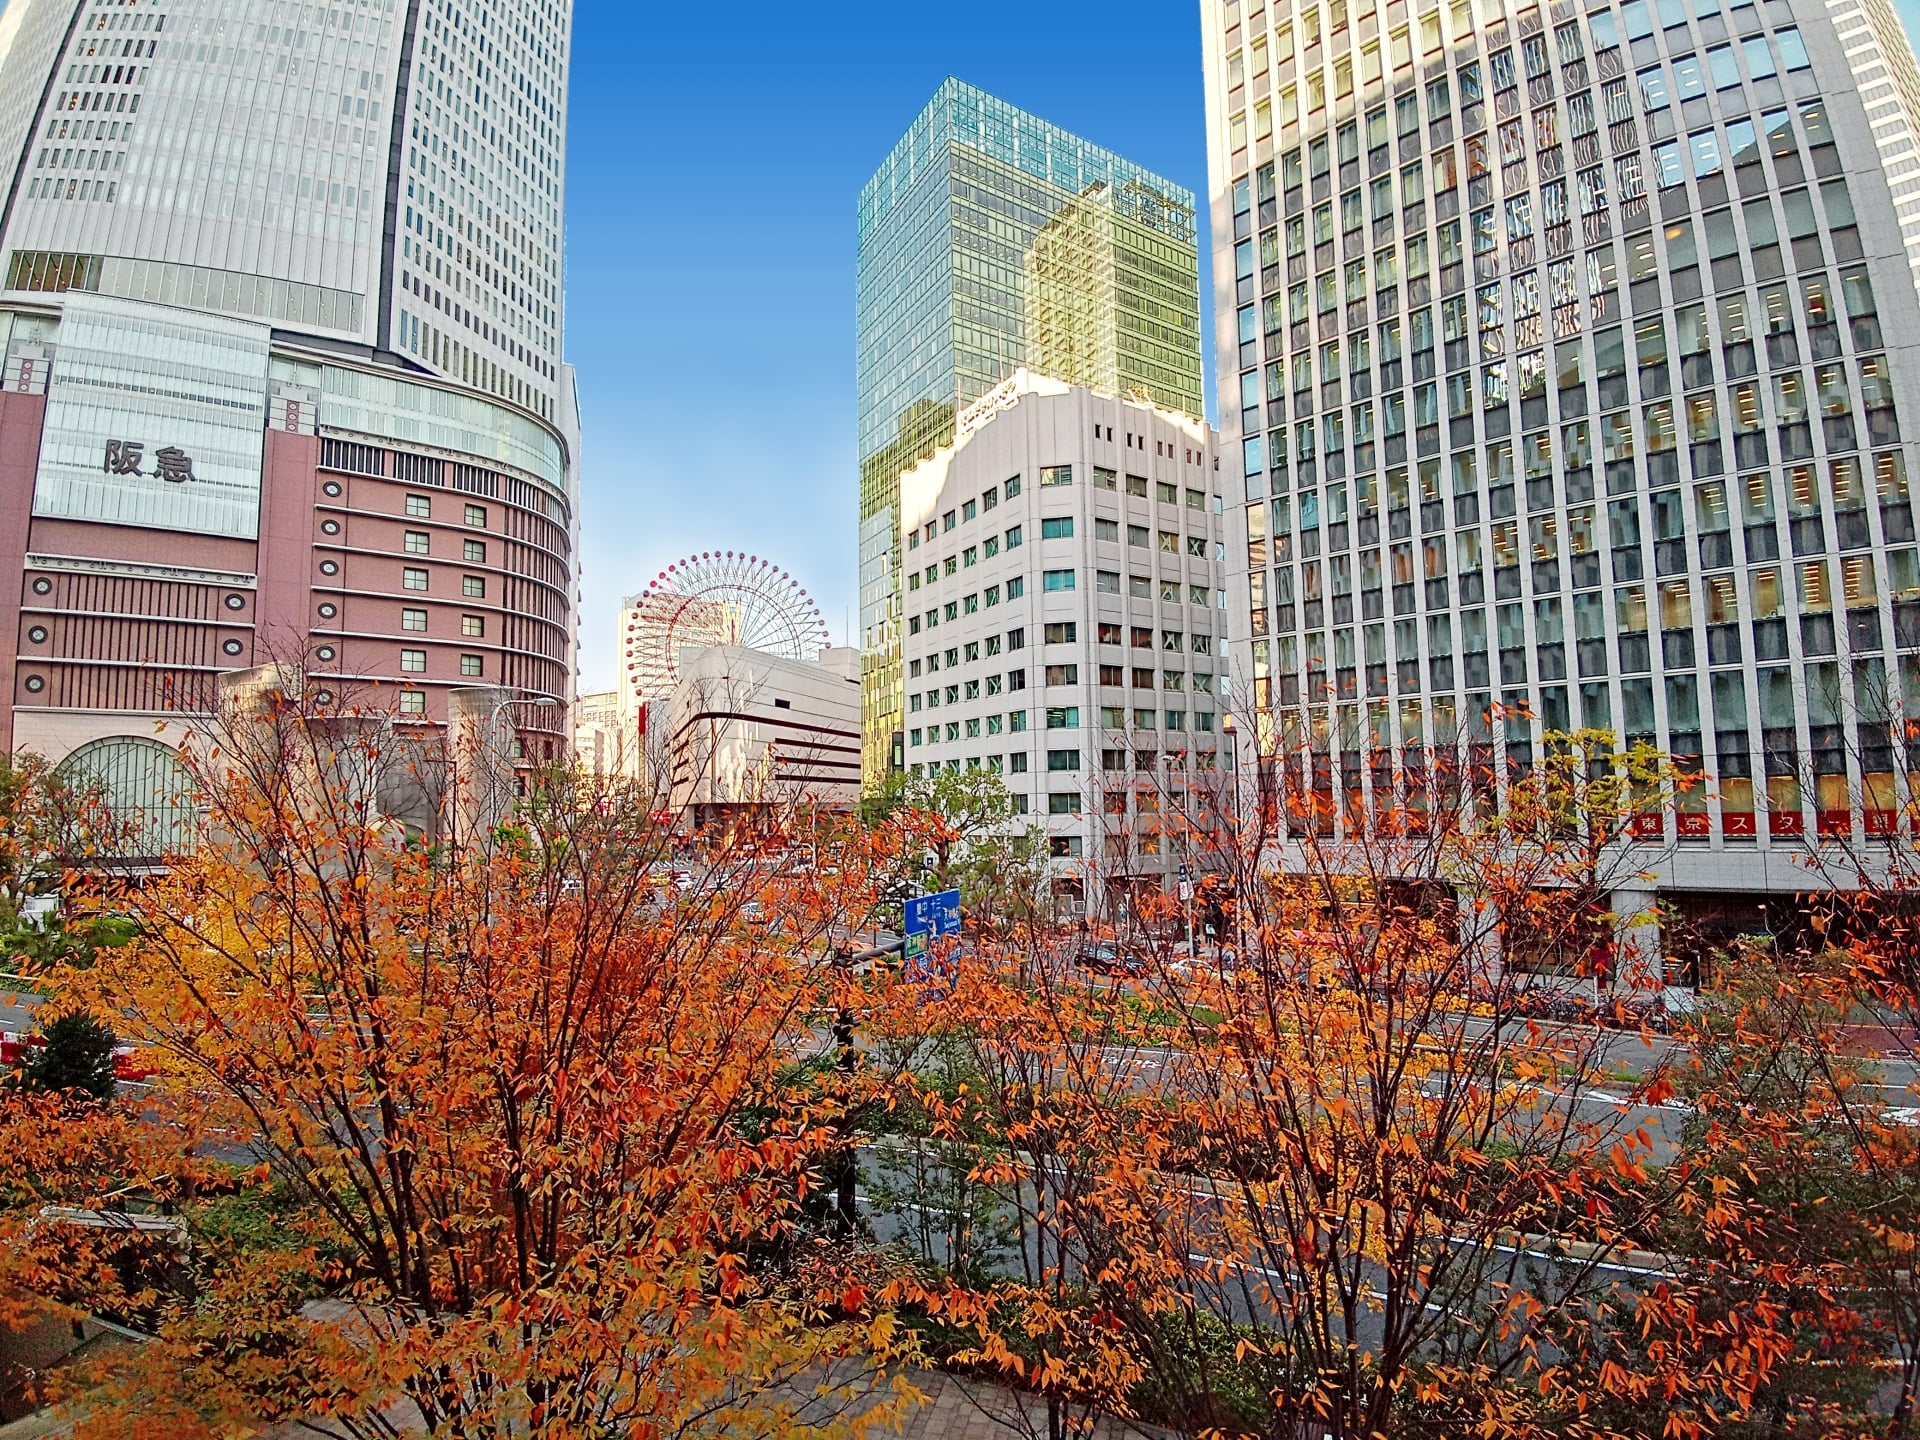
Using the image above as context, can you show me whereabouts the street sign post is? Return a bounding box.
[903,888,962,940]
[902,888,962,987]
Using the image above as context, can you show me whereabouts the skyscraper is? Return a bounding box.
[0,0,577,848]
[1203,0,1920,957]
[857,78,1205,786]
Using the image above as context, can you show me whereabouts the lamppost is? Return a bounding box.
[490,693,558,824]
[448,690,558,846]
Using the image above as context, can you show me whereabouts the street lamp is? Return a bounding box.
[450,692,560,845]
[489,693,560,743]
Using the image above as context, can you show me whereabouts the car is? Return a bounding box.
[1168,942,1240,981]
[1076,941,1147,976]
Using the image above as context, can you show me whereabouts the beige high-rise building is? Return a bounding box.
[573,690,622,781]
[1202,0,1920,968]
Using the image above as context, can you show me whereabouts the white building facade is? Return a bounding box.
[899,372,1230,907]
[572,687,619,780]
[665,645,862,820]
[1203,0,1920,952]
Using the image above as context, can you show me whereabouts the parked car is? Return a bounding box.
[1076,941,1147,976]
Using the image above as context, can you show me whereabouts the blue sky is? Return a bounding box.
[563,0,1920,691]
[564,1,1215,690]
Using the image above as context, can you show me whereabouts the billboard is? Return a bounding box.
[31,294,270,540]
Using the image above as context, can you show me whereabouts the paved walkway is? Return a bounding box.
[789,1363,1166,1440]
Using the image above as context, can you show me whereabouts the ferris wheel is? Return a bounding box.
[622,551,831,700]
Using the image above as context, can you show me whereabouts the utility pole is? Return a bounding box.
[828,935,903,1238]
[832,953,857,1239]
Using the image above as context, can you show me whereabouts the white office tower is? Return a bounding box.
[1203,0,1920,962]
[0,0,567,421]
[898,371,1229,918]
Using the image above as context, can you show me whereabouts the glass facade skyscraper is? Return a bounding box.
[857,78,1205,784]
[1204,0,1920,943]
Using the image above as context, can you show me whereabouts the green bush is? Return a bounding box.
[20,1012,118,1102]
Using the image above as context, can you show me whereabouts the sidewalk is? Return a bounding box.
[789,1364,1167,1440]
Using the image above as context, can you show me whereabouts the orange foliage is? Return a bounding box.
[14,692,922,1438]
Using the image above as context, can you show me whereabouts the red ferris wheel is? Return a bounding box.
[622,551,830,700]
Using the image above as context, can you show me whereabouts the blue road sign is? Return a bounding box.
[903,887,962,939]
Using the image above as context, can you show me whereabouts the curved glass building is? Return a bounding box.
[1205,0,1920,955]
[0,0,577,841]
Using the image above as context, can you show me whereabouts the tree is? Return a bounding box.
[873,767,1052,934]
[854,725,1825,1440]
[1638,942,1894,1438]
[18,1014,118,1104]
[22,679,918,1439]
[0,754,133,977]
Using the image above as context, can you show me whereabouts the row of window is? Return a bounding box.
[403,493,490,528]
[912,573,1228,633]
[397,648,485,678]
[909,524,1222,589]
[916,567,1223,608]
[400,531,488,561]
[1262,353,1889,463]
[909,627,1025,674]
[1093,424,1213,469]
[399,568,487,597]
[913,669,1027,707]
[908,708,1221,750]
[1224,0,1796,161]
[1259,436,1903,534]
[400,608,488,637]
[907,466,1220,552]
[912,664,1220,710]
[909,620,1218,677]
[922,664,1222,693]
[1256,453,1910,577]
